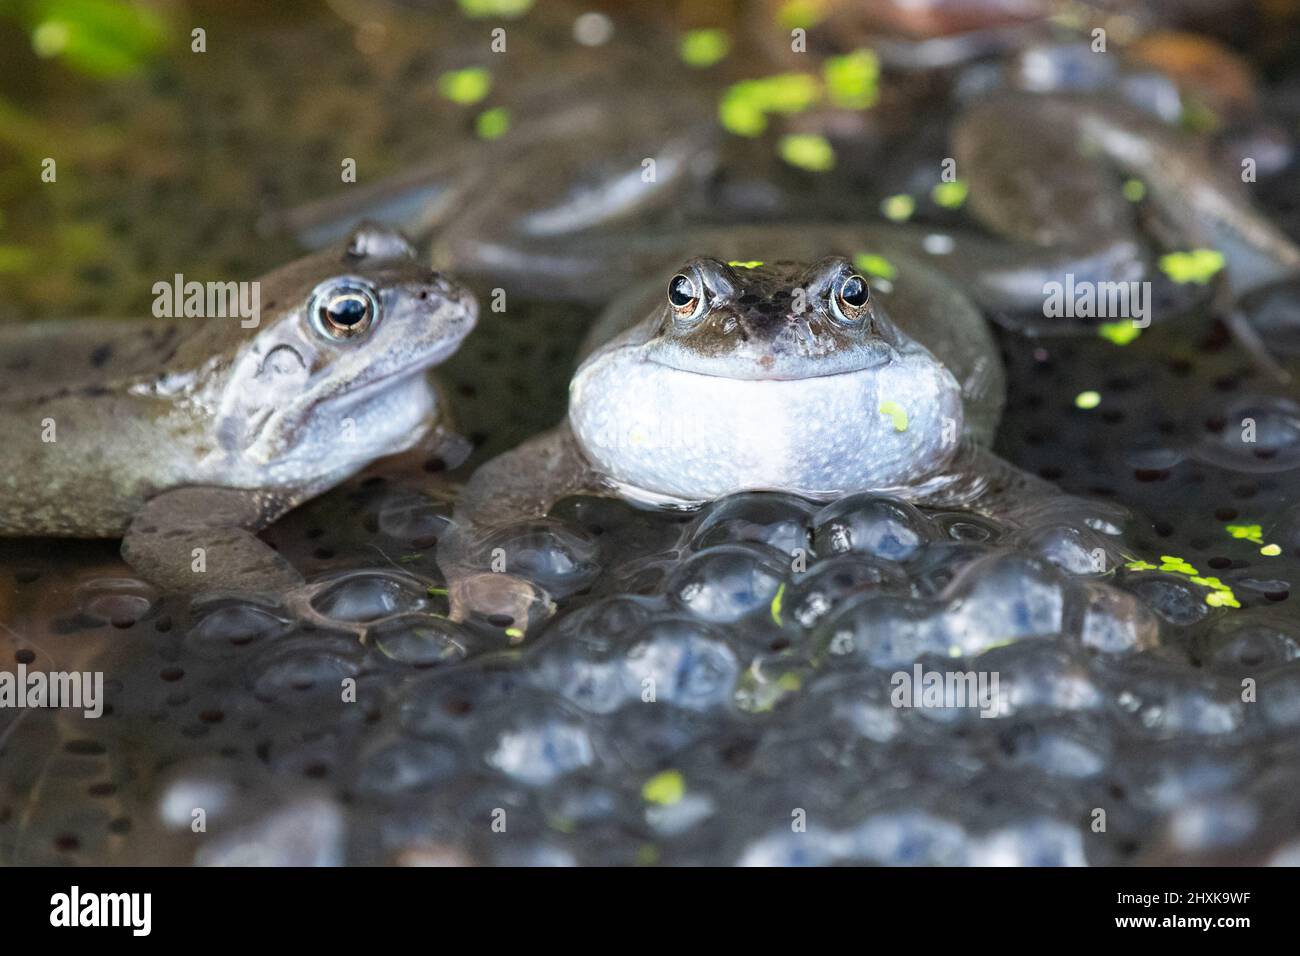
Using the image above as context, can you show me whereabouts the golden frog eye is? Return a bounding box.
[310,279,379,339]
[838,274,869,308]
[832,273,870,324]
[670,270,712,327]
[668,273,701,315]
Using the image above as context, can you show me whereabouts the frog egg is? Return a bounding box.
[527,597,672,713]
[194,797,345,867]
[265,726,347,780]
[684,491,815,556]
[369,614,475,668]
[1259,668,1300,731]
[352,733,463,798]
[74,577,160,628]
[397,661,532,742]
[968,818,1088,866]
[1193,609,1300,671]
[1077,581,1162,654]
[738,826,848,867]
[906,541,997,598]
[1122,573,1211,627]
[473,693,598,787]
[603,704,722,773]
[977,642,1103,717]
[528,638,626,715]
[814,592,951,669]
[1164,796,1261,854]
[618,617,741,713]
[941,551,1070,656]
[376,492,451,548]
[930,510,1008,544]
[1095,658,1249,740]
[156,759,247,830]
[536,774,629,832]
[1196,394,1300,472]
[183,598,291,661]
[1012,521,1125,576]
[849,811,972,866]
[995,715,1111,779]
[811,493,935,562]
[1121,749,1248,811]
[248,631,365,702]
[779,553,909,633]
[792,670,904,744]
[543,594,665,647]
[476,520,600,599]
[666,543,786,625]
[306,569,433,624]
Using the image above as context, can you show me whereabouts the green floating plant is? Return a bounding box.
[719,72,821,136]
[1098,322,1142,346]
[931,179,969,209]
[853,252,897,281]
[1124,554,1241,609]
[642,770,685,806]
[679,28,731,69]
[1122,178,1146,202]
[779,133,835,172]
[475,106,510,140]
[437,66,492,105]
[19,0,166,78]
[880,194,915,223]
[1158,248,1225,285]
[1225,523,1283,557]
[457,0,534,18]
[777,0,826,31]
[719,48,879,138]
[769,582,785,626]
[823,49,879,110]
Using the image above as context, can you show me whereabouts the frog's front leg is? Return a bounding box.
[437,426,606,626]
[122,486,303,594]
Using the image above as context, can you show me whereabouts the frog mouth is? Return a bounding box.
[645,338,897,382]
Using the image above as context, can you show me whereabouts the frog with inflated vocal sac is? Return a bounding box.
[438,255,1122,621]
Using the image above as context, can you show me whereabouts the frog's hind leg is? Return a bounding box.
[438,426,607,627]
[122,487,303,594]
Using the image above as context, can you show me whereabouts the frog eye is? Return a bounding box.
[309,278,380,340]
[668,272,704,321]
[831,273,870,324]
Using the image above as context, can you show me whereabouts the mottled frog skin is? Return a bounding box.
[0,225,476,592]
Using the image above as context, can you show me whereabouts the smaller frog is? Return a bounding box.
[0,224,477,593]
[439,256,1104,620]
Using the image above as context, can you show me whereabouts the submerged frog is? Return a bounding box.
[0,224,476,593]
[438,254,1115,619]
